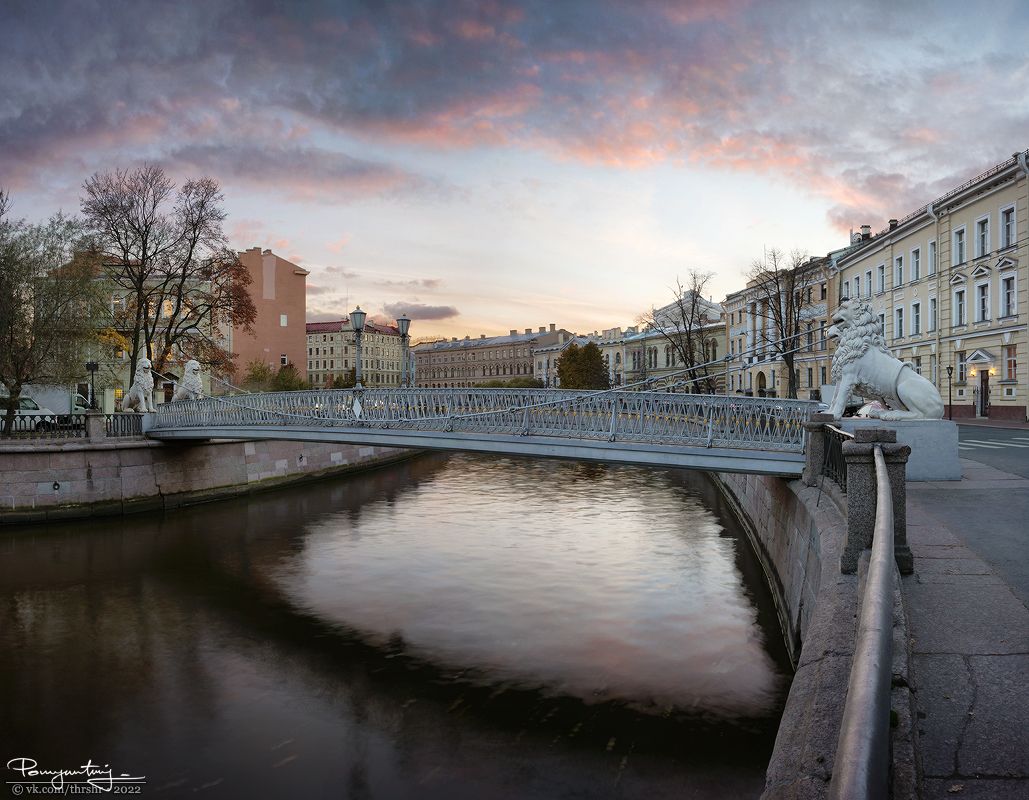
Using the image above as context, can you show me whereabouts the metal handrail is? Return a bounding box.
[828,445,894,799]
[822,424,854,492]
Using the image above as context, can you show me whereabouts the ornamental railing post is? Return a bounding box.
[802,412,835,486]
[608,396,619,441]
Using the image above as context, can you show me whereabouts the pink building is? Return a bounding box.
[233,247,309,379]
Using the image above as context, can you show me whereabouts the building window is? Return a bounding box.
[894,307,904,339]
[807,367,813,387]
[1001,205,1016,249]
[819,321,827,351]
[877,264,885,293]
[1001,275,1016,316]
[913,356,922,376]
[820,366,827,385]
[912,248,920,280]
[1005,345,1017,381]
[854,275,861,298]
[928,240,937,275]
[878,312,886,333]
[894,256,903,286]
[956,351,967,382]
[843,279,851,300]
[975,216,990,258]
[953,227,966,265]
[280,354,288,366]
[280,314,288,327]
[864,270,872,297]
[953,289,966,325]
[929,297,937,332]
[911,302,921,335]
[820,282,827,300]
[976,283,990,322]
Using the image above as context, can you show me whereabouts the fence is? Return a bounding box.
[105,413,144,438]
[822,424,853,491]
[0,414,87,441]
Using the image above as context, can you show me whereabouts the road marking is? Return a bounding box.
[1012,437,1029,442]
[959,442,1004,448]
[963,439,1029,448]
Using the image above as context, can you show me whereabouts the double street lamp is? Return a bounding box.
[350,306,366,389]
[396,314,411,387]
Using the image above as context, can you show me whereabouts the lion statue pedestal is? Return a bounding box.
[827,299,959,481]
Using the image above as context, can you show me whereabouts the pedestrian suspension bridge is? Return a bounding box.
[144,387,817,476]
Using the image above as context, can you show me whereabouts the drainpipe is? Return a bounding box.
[927,202,943,389]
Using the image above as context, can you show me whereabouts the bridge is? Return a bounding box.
[144,388,817,477]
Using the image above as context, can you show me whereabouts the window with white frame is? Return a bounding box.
[280,354,288,366]
[975,216,990,258]
[280,314,288,327]
[894,255,904,286]
[976,283,990,322]
[877,264,885,293]
[957,351,967,382]
[843,279,850,300]
[1001,205,1016,249]
[929,297,937,332]
[864,269,872,297]
[953,288,966,325]
[1001,274,1016,317]
[913,356,922,376]
[911,302,921,335]
[894,307,904,338]
[1005,345,1017,381]
[854,276,861,298]
[878,312,885,333]
[911,247,920,280]
[953,227,966,264]
[928,240,937,275]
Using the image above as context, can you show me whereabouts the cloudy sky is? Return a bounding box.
[4,0,1029,339]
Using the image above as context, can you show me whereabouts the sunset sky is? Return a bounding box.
[4,0,1029,339]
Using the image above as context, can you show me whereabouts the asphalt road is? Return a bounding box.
[908,424,1029,606]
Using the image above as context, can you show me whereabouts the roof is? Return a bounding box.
[420,330,552,351]
[306,319,399,335]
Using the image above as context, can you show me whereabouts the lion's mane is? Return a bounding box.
[830,300,891,384]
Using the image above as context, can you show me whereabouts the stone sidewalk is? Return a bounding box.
[903,459,1029,799]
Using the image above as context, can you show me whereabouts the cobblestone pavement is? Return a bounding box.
[904,453,1029,799]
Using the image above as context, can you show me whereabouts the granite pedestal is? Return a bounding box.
[838,418,960,481]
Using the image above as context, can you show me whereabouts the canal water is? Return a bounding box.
[0,453,791,798]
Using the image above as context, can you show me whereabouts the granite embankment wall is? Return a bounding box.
[712,471,916,800]
[0,438,414,523]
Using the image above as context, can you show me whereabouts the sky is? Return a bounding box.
[3,0,1029,340]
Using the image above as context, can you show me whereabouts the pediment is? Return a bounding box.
[965,349,996,364]
[997,256,1018,271]
[949,273,966,285]
[970,264,991,279]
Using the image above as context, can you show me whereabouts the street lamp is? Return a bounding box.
[396,314,411,387]
[350,306,366,389]
[946,364,954,421]
[723,353,733,398]
[85,361,99,410]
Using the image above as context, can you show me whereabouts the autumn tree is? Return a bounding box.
[331,368,357,389]
[272,364,309,391]
[744,248,825,399]
[81,164,257,383]
[0,192,105,435]
[639,270,721,393]
[557,342,610,389]
[241,360,275,392]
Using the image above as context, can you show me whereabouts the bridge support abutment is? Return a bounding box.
[801,412,836,487]
[841,429,913,575]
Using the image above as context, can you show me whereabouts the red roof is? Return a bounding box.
[306,319,399,335]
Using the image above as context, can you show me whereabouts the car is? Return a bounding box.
[5,397,59,431]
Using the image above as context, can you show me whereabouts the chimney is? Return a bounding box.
[524,328,531,334]
[538,326,545,333]
[889,219,898,230]
[559,333,566,344]
[480,334,486,339]
[860,224,871,240]
[509,329,517,337]
[549,323,556,332]
[464,335,470,340]
[262,248,272,255]
[451,337,457,342]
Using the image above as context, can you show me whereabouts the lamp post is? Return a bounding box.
[946,364,954,420]
[396,314,411,387]
[350,306,366,389]
[723,353,733,398]
[85,361,99,410]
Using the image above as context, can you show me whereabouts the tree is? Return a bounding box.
[241,360,275,392]
[272,364,309,391]
[557,342,610,389]
[639,270,720,393]
[479,377,544,388]
[745,248,824,399]
[81,164,257,383]
[0,192,105,435]
[331,368,357,389]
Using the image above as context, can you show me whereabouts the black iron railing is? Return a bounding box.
[0,413,86,440]
[822,424,853,492]
[105,413,144,438]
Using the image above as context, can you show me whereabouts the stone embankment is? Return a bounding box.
[0,438,413,523]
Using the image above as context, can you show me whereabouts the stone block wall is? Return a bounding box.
[0,439,414,523]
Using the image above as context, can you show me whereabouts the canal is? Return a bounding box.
[0,453,791,798]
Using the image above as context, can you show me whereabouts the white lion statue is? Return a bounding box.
[122,357,156,413]
[171,360,204,402]
[827,299,944,421]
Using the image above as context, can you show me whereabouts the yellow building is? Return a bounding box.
[835,151,1028,421]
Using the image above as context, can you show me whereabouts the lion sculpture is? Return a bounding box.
[122,357,156,413]
[827,299,944,421]
[171,360,204,402]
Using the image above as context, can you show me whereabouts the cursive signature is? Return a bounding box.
[6,758,145,790]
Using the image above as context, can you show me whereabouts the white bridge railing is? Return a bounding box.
[148,388,817,453]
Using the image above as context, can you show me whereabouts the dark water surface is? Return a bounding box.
[0,453,791,798]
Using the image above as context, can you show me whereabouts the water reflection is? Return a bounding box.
[0,453,789,799]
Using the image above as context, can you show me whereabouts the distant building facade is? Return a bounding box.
[306,319,404,388]
[232,247,309,379]
[415,324,572,388]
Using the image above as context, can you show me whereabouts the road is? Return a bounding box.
[909,423,1029,606]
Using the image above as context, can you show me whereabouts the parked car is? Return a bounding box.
[4,397,59,430]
